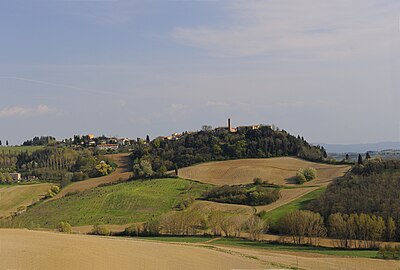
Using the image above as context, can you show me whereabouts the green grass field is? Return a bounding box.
[138,236,214,243]
[12,178,212,228]
[0,146,44,154]
[213,238,378,258]
[133,236,378,258]
[267,187,327,227]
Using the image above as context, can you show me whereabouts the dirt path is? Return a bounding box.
[256,164,350,213]
[53,153,132,200]
[0,229,265,270]
[256,186,318,213]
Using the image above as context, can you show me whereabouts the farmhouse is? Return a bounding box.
[97,144,119,151]
[236,124,262,132]
[165,133,183,141]
[118,138,131,146]
[10,173,21,181]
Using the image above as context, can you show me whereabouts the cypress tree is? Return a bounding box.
[358,154,363,165]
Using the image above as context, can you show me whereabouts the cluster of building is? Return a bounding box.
[158,119,265,142]
[61,134,136,150]
[215,118,263,133]
[64,119,264,149]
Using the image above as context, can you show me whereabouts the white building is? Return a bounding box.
[10,173,21,181]
[97,144,119,151]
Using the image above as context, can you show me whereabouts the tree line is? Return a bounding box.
[15,147,116,185]
[123,209,268,241]
[308,171,400,224]
[279,210,394,249]
[352,157,400,176]
[201,181,281,206]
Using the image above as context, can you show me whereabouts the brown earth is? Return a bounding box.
[1,229,398,270]
[178,157,350,186]
[53,153,132,200]
[181,158,349,217]
[0,229,265,270]
[190,200,255,216]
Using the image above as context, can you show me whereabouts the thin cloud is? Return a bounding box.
[172,0,400,59]
[0,105,55,118]
[0,76,119,96]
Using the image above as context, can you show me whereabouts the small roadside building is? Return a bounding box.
[10,173,21,181]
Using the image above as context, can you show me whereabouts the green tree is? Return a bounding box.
[302,168,317,181]
[386,217,396,242]
[57,222,72,233]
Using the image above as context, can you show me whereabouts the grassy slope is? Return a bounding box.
[13,178,212,228]
[0,183,52,216]
[0,146,44,154]
[267,186,327,227]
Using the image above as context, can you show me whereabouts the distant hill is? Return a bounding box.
[130,125,328,178]
[319,141,400,153]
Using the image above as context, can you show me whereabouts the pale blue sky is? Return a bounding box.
[1,0,400,144]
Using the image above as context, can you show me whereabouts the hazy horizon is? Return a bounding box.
[1,1,400,145]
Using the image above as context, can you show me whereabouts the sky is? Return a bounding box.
[1,0,400,145]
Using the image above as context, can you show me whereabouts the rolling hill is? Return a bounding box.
[178,157,349,186]
[12,178,211,228]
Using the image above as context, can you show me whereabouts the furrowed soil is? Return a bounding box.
[1,229,398,270]
[178,157,350,186]
[0,229,265,270]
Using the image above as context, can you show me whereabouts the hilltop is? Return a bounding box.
[130,121,328,179]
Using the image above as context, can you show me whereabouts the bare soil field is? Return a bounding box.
[0,183,52,217]
[1,229,398,270]
[0,229,265,270]
[53,153,132,200]
[190,200,254,216]
[178,157,350,186]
